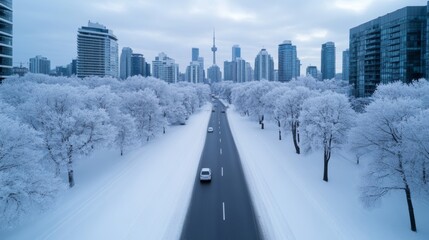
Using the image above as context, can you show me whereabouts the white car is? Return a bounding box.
[207,127,214,133]
[200,168,212,182]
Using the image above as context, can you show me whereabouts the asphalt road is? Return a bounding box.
[180,99,261,240]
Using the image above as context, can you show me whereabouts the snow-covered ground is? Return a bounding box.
[2,104,211,240]
[227,106,429,240]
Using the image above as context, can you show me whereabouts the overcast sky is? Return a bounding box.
[14,0,428,74]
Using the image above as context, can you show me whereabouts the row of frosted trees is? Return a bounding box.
[0,74,210,228]
[212,77,429,232]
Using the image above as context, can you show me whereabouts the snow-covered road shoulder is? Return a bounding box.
[227,106,429,240]
[3,104,211,240]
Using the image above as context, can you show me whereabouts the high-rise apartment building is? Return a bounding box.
[152,52,178,83]
[232,45,241,61]
[120,47,133,79]
[77,21,118,78]
[223,61,233,81]
[192,48,199,62]
[29,55,50,75]
[186,61,201,83]
[321,42,336,80]
[350,3,429,97]
[131,53,146,77]
[342,49,350,81]
[0,0,12,81]
[245,62,253,82]
[254,49,274,81]
[306,66,318,79]
[278,40,300,82]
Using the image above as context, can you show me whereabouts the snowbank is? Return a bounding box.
[2,104,211,240]
[227,107,429,240]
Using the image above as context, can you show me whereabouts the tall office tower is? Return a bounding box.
[342,49,350,81]
[192,48,199,62]
[321,41,336,80]
[235,58,246,83]
[145,62,151,77]
[278,40,300,82]
[120,47,133,79]
[77,21,118,78]
[306,66,318,79]
[186,61,200,83]
[350,3,428,97]
[29,55,51,74]
[131,53,146,77]
[198,57,205,82]
[223,61,233,81]
[254,49,274,81]
[232,45,241,61]
[208,29,222,83]
[0,0,12,81]
[152,52,178,83]
[245,62,253,82]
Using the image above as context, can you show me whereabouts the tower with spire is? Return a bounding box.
[211,29,217,65]
[207,29,222,83]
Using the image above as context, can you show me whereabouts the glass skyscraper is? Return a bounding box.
[77,22,118,78]
[232,45,241,61]
[321,42,336,80]
[254,49,274,81]
[349,3,429,97]
[342,49,349,81]
[278,40,300,82]
[120,47,133,79]
[0,0,12,81]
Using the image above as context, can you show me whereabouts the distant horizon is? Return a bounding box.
[13,0,428,74]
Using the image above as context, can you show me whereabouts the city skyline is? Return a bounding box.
[14,0,427,74]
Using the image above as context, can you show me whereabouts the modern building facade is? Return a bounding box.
[278,40,300,82]
[131,53,146,77]
[342,49,350,81]
[29,55,50,74]
[306,65,318,79]
[152,52,178,83]
[223,61,233,81]
[120,47,133,79]
[0,0,12,81]
[254,49,274,81]
[186,61,201,83]
[232,45,241,61]
[321,41,336,80]
[350,3,429,97]
[77,21,118,78]
[192,48,199,62]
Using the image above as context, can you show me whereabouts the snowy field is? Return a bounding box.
[2,104,211,240]
[227,106,429,240]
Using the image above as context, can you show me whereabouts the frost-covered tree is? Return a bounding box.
[0,114,63,228]
[261,87,289,140]
[114,113,137,156]
[122,88,163,142]
[231,81,277,129]
[19,85,114,187]
[351,98,423,231]
[300,92,355,182]
[275,86,318,153]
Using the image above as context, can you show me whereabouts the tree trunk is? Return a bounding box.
[277,119,282,140]
[323,137,332,182]
[404,185,417,232]
[67,145,75,188]
[291,122,300,154]
[163,126,166,134]
[423,162,427,184]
